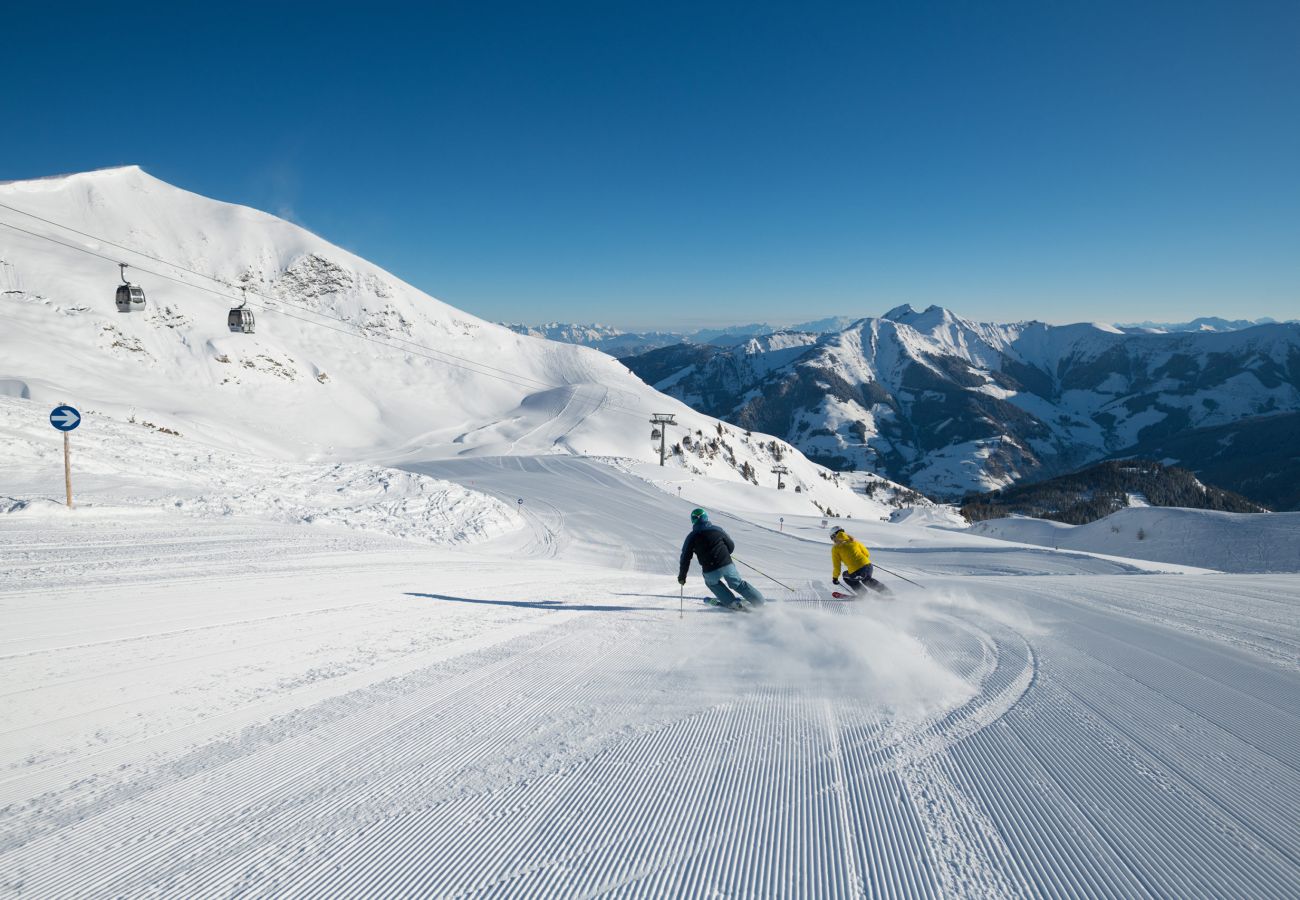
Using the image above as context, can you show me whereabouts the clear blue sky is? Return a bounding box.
[4,1,1297,329]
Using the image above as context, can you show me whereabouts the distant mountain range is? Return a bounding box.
[612,304,1300,508]
[504,314,1292,355]
[501,316,862,354]
[499,322,682,355]
[1116,316,1292,334]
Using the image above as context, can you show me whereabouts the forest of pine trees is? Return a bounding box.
[960,460,1267,525]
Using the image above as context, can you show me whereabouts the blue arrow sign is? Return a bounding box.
[50,405,81,431]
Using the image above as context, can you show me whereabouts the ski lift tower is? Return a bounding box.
[771,464,790,490]
[650,413,676,466]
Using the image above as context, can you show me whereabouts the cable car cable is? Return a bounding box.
[0,204,574,394]
[0,218,578,395]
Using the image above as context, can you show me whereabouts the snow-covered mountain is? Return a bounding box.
[500,317,862,355]
[498,322,685,355]
[0,166,921,517]
[501,322,626,344]
[1116,316,1291,334]
[622,303,1300,500]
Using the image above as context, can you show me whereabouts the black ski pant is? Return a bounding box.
[843,564,885,593]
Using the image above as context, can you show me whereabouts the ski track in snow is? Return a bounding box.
[2,460,1299,897]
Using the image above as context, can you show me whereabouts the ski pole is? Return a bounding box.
[732,555,796,592]
[680,583,684,619]
[872,563,925,589]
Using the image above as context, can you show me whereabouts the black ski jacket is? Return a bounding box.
[679,522,735,579]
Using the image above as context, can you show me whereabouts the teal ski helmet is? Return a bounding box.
[690,507,708,524]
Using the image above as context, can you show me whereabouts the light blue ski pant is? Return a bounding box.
[702,563,765,605]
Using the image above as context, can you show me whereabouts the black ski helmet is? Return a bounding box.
[690,508,708,524]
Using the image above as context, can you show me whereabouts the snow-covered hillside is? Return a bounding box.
[0,166,917,518]
[968,506,1300,573]
[0,395,522,546]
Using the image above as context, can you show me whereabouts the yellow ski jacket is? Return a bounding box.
[831,533,871,578]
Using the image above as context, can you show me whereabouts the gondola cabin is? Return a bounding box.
[115,282,145,312]
[228,307,256,333]
[115,263,145,312]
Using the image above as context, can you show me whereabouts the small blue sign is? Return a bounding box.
[50,405,81,432]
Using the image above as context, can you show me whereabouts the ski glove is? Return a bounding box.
[677,576,686,585]
[832,578,839,585]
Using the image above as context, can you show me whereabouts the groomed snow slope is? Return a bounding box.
[969,507,1300,574]
[3,454,1298,897]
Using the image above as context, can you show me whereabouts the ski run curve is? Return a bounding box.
[2,457,1299,898]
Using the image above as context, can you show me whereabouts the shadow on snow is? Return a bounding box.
[405,592,658,613]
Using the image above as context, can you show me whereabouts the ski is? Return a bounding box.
[830,585,892,600]
[828,580,860,599]
[834,587,893,600]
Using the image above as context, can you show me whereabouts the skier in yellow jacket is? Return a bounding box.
[830,526,888,594]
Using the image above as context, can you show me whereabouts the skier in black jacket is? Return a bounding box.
[677,508,765,608]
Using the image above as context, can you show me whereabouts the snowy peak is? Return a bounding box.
[880,303,975,334]
[881,303,918,321]
[892,303,955,330]
[738,331,822,354]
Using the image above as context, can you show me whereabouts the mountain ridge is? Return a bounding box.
[503,310,1293,357]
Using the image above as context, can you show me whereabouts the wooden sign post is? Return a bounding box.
[49,405,81,509]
